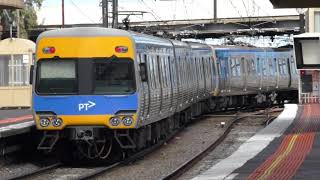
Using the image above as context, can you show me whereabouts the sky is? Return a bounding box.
[37,0,299,25]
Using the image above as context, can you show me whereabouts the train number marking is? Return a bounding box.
[78,101,96,111]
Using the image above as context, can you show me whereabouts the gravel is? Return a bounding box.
[178,111,281,180]
[96,115,237,180]
[0,109,281,180]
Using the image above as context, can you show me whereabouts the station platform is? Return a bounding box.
[193,104,320,180]
[0,109,34,138]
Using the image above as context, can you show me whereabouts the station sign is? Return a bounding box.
[293,33,320,69]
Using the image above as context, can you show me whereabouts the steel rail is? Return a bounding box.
[160,112,273,180]
[6,162,62,180]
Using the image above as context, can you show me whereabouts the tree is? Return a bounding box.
[1,0,44,38]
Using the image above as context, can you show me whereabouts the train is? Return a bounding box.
[0,38,35,109]
[31,27,298,160]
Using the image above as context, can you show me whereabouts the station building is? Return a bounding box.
[0,0,35,108]
[0,38,35,108]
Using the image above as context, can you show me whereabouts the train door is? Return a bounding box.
[261,56,269,91]
[137,53,150,121]
[246,54,259,91]
[230,56,240,91]
[225,57,231,92]
[143,53,162,120]
[289,55,299,89]
[274,57,280,89]
[211,50,220,96]
[267,54,277,90]
[240,56,247,91]
[256,56,263,90]
[167,55,177,114]
[278,57,290,88]
[287,57,292,88]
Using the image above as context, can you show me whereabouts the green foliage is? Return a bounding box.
[1,0,44,38]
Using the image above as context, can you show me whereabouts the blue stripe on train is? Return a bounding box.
[33,93,138,115]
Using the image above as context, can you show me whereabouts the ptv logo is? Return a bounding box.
[78,101,96,111]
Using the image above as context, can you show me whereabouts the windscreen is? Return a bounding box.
[35,58,135,95]
[36,60,77,94]
[94,59,135,94]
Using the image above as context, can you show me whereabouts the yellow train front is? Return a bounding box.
[32,27,215,160]
[33,28,140,160]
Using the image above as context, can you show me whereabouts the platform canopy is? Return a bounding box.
[270,0,320,8]
[0,0,24,9]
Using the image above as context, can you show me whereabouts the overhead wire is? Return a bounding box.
[228,0,243,18]
[69,0,95,23]
[250,0,277,21]
[182,0,190,20]
[139,0,162,21]
[241,0,250,17]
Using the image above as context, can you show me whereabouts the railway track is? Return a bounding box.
[161,109,280,180]
[4,108,281,180]
[7,162,62,180]
[5,128,182,180]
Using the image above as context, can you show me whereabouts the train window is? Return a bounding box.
[202,57,206,86]
[273,58,278,73]
[148,55,155,89]
[268,58,274,75]
[180,57,185,85]
[162,56,168,87]
[231,58,237,77]
[36,60,77,94]
[169,57,175,87]
[158,56,163,88]
[194,58,199,83]
[153,56,160,89]
[256,58,261,75]
[178,56,182,85]
[93,59,135,95]
[198,58,203,81]
[166,57,171,87]
[262,58,268,76]
[185,56,189,85]
[236,58,241,76]
[246,59,256,75]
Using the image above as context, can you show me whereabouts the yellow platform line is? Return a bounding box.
[257,134,299,180]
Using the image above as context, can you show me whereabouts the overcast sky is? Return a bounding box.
[37,0,299,25]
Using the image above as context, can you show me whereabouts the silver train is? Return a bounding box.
[135,33,298,127]
[33,28,298,160]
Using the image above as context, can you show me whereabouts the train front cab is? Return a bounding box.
[32,28,139,152]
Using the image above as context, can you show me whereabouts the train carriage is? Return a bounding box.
[32,27,213,159]
[32,27,298,160]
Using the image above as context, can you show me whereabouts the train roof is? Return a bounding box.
[187,42,212,50]
[36,27,292,53]
[211,45,292,52]
[36,27,132,43]
[37,27,173,47]
[130,31,172,47]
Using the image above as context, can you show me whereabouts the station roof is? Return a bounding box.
[0,0,24,9]
[270,0,320,8]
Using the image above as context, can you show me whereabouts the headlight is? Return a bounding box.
[39,118,50,127]
[122,116,134,126]
[52,118,63,127]
[110,117,121,126]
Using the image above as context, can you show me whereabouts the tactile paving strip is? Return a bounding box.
[247,104,320,180]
